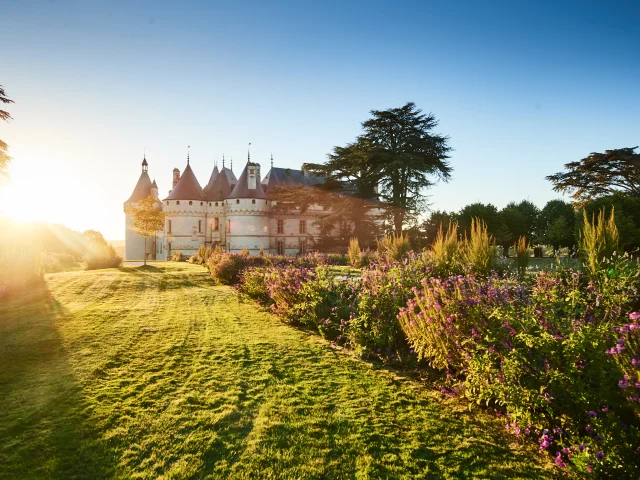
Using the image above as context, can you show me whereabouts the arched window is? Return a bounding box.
[208,203,211,206]
[166,201,169,205]
[215,202,218,207]
[189,201,193,206]
[252,199,256,204]
[200,202,203,206]
[177,201,180,205]
[236,199,240,204]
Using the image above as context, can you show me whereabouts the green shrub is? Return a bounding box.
[463,217,496,275]
[85,244,122,270]
[171,251,184,262]
[580,208,620,277]
[377,234,411,262]
[237,267,270,304]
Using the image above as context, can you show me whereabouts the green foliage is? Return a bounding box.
[463,218,497,275]
[458,203,503,240]
[579,208,620,277]
[547,147,640,205]
[513,236,530,275]
[376,234,411,262]
[498,201,539,253]
[188,245,212,265]
[83,230,122,270]
[171,251,184,262]
[536,199,576,249]
[583,193,640,252]
[0,85,14,181]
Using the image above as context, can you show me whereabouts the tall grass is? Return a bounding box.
[348,237,361,267]
[513,236,530,275]
[377,234,411,261]
[430,221,461,272]
[579,208,619,277]
[463,218,496,275]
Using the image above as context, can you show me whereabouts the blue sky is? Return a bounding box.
[1,0,639,239]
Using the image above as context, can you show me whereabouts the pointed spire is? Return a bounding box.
[248,142,251,163]
[271,153,274,169]
[230,157,233,172]
[187,145,190,165]
[222,153,225,168]
[142,152,148,172]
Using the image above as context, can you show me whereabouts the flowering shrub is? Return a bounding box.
[398,258,640,477]
[347,257,428,361]
[208,252,267,285]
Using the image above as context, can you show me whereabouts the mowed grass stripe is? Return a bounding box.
[0,262,555,479]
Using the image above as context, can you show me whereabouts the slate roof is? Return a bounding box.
[228,162,268,199]
[261,167,324,195]
[125,171,153,203]
[204,167,236,201]
[164,163,206,201]
[202,165,219,195]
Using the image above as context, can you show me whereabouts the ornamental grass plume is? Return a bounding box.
[579,208,619,277]
[348,237,362,268]
[513,236,530,276]
[377,234,411,262]
[430,221,461,273]
[463,217,496,275]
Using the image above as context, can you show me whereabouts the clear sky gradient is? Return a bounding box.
[1,0,638,239]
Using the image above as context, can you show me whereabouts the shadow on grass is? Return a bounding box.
[0,285,119,479]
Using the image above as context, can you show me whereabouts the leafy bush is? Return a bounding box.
[377,234,411,262]
[348,257,428,361]
[463,217,497,275]
[580,208,620,277]
[171,251,184,262]
[237,267,270,304]
[398,255,640,477]
[85,244,122,270]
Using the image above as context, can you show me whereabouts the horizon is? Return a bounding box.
[1,0,639,240]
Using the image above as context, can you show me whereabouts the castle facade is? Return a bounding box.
[124,155,330,260]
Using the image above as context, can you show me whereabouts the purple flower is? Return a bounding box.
[619,380,630,388]
[601,406,609,412]
[595,452,604,460]
[587,464,593,473]
[595,435,603,441]
[585,425,592,432]
[579,444,585,452]
[629,312,640,320]
[588,411,597,418]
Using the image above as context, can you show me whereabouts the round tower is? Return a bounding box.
[225,161,270,254]
[124,156,154,260]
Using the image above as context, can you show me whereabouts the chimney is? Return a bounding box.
[173,168,180,188]
[248,163,260,190]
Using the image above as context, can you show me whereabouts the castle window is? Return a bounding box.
[277,239,285,255]
[214,217,219,231]
[236,199,240,204]
[299,220,307,234]
[299,238,307,255]
[215,202,219,207]
[252,199,256,204]
[189,201,193,206]
[200,202,203,206]
[177,201,180,205]
[198,220,202,233]
[168,220,172,234]
[227,220,231,232]
[166,201,169,205]
[277,219,284,234]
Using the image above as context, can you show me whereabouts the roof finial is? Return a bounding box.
[142,151,148,172]
[248,142,251,163]
[230,156,233,172]
[222,153,225,168]
[187,145,190,165]
[270,152,274,169]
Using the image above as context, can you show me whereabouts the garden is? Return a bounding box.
[198,210,640,478]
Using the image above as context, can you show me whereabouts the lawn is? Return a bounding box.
[0,262,554,479]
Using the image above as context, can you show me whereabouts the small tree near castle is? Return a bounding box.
[128,195,166,265]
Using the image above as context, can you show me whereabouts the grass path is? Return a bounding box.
[0,263,553,479]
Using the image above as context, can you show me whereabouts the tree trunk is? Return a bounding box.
[144,237,147,266]
[502,245,509,258]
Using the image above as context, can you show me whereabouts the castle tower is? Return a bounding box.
[226,161,269,254]
[162,158,207,258]
[124,156,154,260]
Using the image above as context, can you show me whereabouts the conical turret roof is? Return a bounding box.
[164,163,205,200]
[203,165,219,195]
[228,162,267,199]
[125,171,153,203]
[204,166,236,201]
